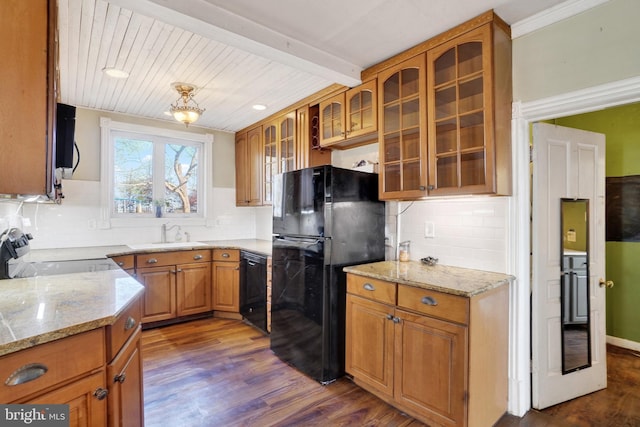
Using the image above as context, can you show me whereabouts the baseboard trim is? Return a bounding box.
[606,335,640,352]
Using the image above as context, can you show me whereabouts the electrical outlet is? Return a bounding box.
[424,221,435,238]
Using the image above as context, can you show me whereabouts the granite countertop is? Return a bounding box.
[23,239,272,262]
[344,260,514,297]
[0,269,144,357]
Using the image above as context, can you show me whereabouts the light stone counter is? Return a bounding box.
[0,269,144,356]
[24,239,273,262]
[344,260,513,297]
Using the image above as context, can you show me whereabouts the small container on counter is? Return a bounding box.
[398,240,410,262]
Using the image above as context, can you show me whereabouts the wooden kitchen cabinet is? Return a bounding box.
[319,79,377,148]
[107,327,143,427]
[0,0,56,196]
[136,249,213,324]
[263,112,296,204]
[212,249,240,312]
[377,55,428,200]
[235,126,263,206]
[1,328,108,425]
[426,21,512,196]
[345,273,508,427]
[109,254,135,276]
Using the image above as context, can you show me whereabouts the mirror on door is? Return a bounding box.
[560,198,592,374]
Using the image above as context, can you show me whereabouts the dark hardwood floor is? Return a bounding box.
[141,318,640,427]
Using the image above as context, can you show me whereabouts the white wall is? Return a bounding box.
[513,0,640,102]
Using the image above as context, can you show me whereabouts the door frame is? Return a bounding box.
[509,75,640,416]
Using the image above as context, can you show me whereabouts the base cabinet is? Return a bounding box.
[346,273,508,427]
[135,250,213,324]
[212,249,240,312]
[107,327,143,427]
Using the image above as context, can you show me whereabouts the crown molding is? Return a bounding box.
[511,0,610,39]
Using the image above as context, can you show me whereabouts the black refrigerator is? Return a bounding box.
[270,165,385,383]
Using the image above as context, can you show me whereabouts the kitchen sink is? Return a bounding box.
[127,242,208,250]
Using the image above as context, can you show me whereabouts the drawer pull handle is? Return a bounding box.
[94,387,109,400]
[421,296,438,306]
[363,283,375,291]
[5,363,48,386]
[222,253,230,258]
[124,316,136,331]
[147,258,158,264]
[114,373,127,384]
[193,254,203,260]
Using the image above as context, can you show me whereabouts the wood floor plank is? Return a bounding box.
[142,318,638,427]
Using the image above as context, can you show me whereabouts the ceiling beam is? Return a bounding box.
[108,0,362,87]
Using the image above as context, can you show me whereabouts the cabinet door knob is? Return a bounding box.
[114,373,126,384]
[94,387,109,400]
[386,314,394,320]
[421,296,438,306]
[147,258,158,264]
[193,254,203,260]
[117,261,124,266]
[392,317,401,324]
[363,283,375,291]
[124,316,136,331]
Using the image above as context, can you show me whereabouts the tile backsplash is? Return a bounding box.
[0,179,511,274]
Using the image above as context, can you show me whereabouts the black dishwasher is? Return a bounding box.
[240,251,268,333]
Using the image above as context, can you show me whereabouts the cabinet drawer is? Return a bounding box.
[107,296,142,361]
[213,249,240,262]
[397,285,469,325]
[347,274,396,305]
[137,250,212,267]
[111,255,134,270]
[0,328,105,403]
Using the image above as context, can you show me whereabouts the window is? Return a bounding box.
[100,118,212,226]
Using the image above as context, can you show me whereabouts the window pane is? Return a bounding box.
[113,137,153,214]
[164,143,199,213]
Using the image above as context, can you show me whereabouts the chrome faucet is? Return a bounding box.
[161,223,181,243]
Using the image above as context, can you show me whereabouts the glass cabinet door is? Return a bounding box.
[427,27,492,195]
[279,115,295,174]
[378,55,427,199]
[319,95,344,146]
[346,79,377,139]
[263,124,277,204]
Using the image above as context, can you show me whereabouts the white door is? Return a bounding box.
[531,122,607,409]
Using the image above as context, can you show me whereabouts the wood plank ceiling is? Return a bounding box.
[57,0,568,133]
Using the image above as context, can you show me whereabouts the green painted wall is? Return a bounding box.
[555,102,640,343]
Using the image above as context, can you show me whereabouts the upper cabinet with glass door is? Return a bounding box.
[377,55,427,200]
[319,80,377,148]
[263,112,296,205]
[426,20,512,196]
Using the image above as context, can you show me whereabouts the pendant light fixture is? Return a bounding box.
[170,83,205,126]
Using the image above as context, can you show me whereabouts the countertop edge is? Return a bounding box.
[344,262,514,298]
[0,282,145,357]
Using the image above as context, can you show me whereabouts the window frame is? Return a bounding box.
[99,117,213,229]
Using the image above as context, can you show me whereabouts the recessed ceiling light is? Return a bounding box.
[252,104,267,111]
[102,67,129,79]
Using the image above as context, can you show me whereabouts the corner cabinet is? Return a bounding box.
[345,273,509,427]
[426,21,512,196]
[377,55,428,200]
[0,0,56,195]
